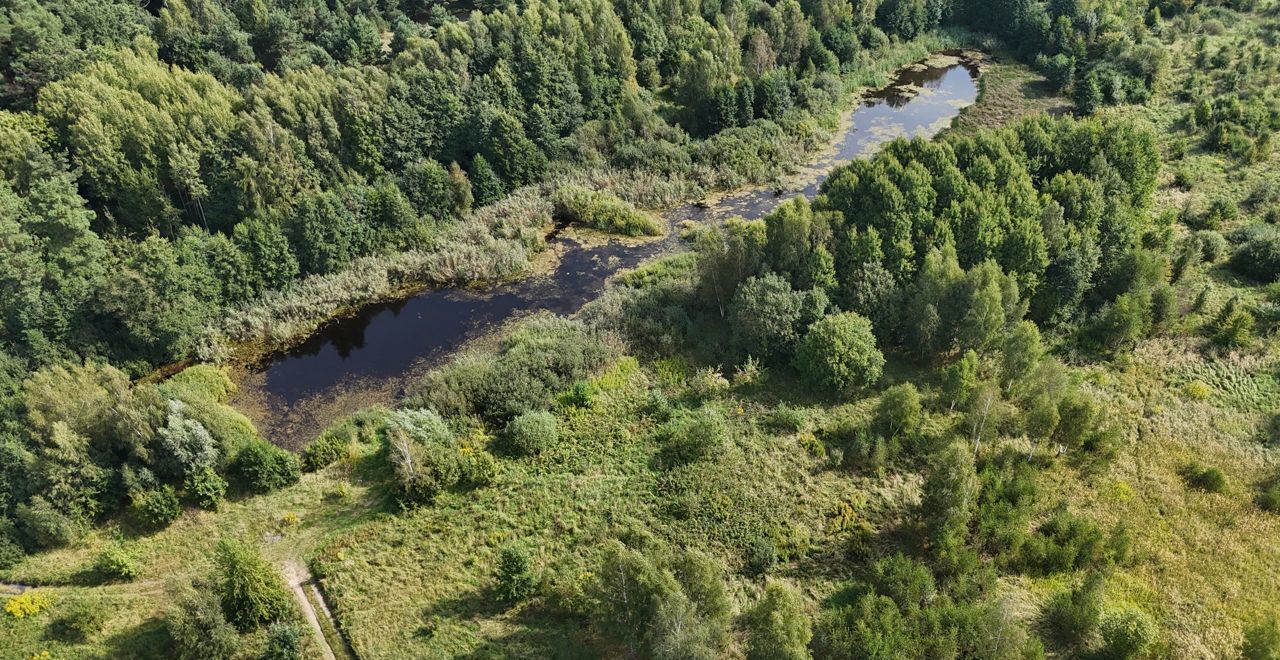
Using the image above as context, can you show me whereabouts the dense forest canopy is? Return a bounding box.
[4,0,1280,657]
[0,0,1174,372]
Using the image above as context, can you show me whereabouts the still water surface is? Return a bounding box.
[237,55,981,446]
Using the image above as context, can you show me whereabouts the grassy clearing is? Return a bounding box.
[0,462,384,658]
[947,51,1070,134]
[1015,336,1280,656]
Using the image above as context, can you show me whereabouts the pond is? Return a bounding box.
[233,53,983,448]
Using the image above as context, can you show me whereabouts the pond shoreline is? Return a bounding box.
[230,49,987,449]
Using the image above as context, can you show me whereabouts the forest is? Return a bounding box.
[2,0,1280,658]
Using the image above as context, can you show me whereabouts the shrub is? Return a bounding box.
[876,384,922,440]
[504,411,558,456]
[587,542,731,658]
[869,553,936,614]
[301,432,353,472]
[96,544,141,581]
[1230,228,1280,283]
[729,273,807,358]
[744,536,778,576]
[746,581,812,660]
[767,405,806,434]
[1195,230,1229,262]
[303,408,387,472]
[1259,481,1280,514]
[15,496,85,549]
[414,316,611,422]
[186,466,227,510]
[234,440,301,493]
[167,581,240,660]
[49,600,107,642]
[1212,307,1255,349]
[495,545,538,603]
[1182,380,1212,400]
[4,589,51,618]
[1043,572,1105,647]
[552,184,662,236]
[1201,197,1239,229]
[264,621,304,660]
[384,409,496,506]
[167,365,236,403]
[0,535,24,570]
[1242,616,1280,660]
[215,538,292,631]
[793,312,884,392]
[840,427,898,472]
[659,405,730,465]
[813,593,914,658]
[1014,508,1108,574]
[561,380,598,408]
[1181,462,1227,493]
[156,401,219,480]
[733,356,766,386]
[1100,607,1158,659]
[133,486,182,529]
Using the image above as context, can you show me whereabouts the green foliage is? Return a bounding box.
[1100,607,1158,659]
[301,431,354,473]
[1181,462,1228,493]
[1259,481,1280,514]
[412,315,611,423]
[920,442,979,552]
[1211,304,1256,349]
[552,185,662,236]
[303,408,386,472]
[794,312,884,392]
[167,365,235,403]
[264,621,305,660]
[1043,571,1105,647]
[1230,227,1280,283]
[495,545,538,603]
[1243,616,1280,660]
[0,534,24,570]
[876,384,923,440]
[49,599,108,642]
[658,405,730,466]
[132,485,182,529]
[746,581,812,660]
[1013,508,1113,575]
[586,541,731,659]
[96,543,140,581]
[234,440,301,493]
[384,409,496,506]
[15,495,85,549]
[730,273,810,359]
[942,350,979,410]
[503,411,558,457]
[869,553,936,614]
[215,538,292,631]
[186,465,228,510]
[166,581,241,660]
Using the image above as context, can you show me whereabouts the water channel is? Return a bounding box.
[233,53,983,448]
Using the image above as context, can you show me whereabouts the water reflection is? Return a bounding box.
[239,54,980,444]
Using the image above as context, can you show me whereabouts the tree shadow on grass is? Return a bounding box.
[452,600,598,660]
[102,617,171,660]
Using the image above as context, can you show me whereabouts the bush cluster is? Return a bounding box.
[552,185,663,237]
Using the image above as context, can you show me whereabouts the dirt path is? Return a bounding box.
[282,560,338,660]
[0,582,30,595]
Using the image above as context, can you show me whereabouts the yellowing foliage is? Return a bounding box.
[5,590,52,619]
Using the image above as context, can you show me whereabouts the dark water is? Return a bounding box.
[244,55,980,438]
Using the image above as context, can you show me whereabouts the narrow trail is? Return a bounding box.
[282,560,346,660]
[0,582,30,595]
